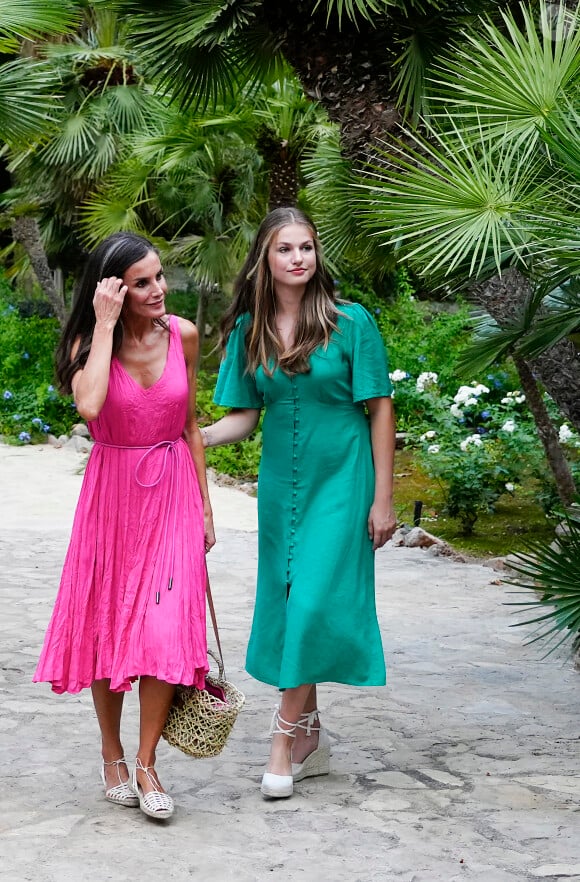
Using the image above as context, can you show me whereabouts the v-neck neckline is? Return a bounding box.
[115,319,172,392]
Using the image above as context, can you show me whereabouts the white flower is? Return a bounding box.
[389,369,408,382]
[473,384,490,396]
[501,396,511,405]
[454,385,474,404]
[502,419,516,433]
[505,482,515,492]
[559,424,574,443]
[416,371,438,392]
[515,395,526,404]
[450,403,463,418]
[460,434,483,451]
[420,430,437,441]
[464,397,478,408]
[427,444,440,454]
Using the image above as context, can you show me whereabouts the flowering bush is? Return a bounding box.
[387,368,566,534]
[0,287,76,442]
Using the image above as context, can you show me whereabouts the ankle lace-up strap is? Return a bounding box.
[269,706,298,737]
[296,709,320,736]
[103,756,129,783]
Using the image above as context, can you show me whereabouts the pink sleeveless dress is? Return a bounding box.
[34,315,208,694]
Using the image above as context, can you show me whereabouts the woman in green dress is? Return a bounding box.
[201,207,396,798]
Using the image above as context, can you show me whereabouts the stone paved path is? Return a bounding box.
[0,445,578,882]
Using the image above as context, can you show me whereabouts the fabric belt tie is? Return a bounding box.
[95,439,180,604]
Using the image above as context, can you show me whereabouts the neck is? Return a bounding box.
[121,316,157,344]
[274,285,304,318]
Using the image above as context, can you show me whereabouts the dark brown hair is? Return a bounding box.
[55,232,160,393]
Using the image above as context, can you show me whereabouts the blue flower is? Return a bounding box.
[417,355,427,363]
[476,426,487,435]
[70,402,77,409]
[32,417,43,428]
[3,390,12,400]
[22,352,30,360]
[47,385,54,393]
[18,431,31,443]
[481,410,491,420]
[374,307,381,315]
[12,414,21,421]
[42,424,50,433]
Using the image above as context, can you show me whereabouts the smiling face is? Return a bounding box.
[121,250,168,321]
[267,223,317,293]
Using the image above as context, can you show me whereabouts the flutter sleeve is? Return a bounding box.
[345,303,393,403]
[213,316,263,409]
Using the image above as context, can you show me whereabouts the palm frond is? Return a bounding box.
[506,513,580,657]
[0,58,60,146]
[78,195,146,246]
[430,1,580,148]
[354,121,541,283]
[456,313,524,376]
[0,0,79,52]
[314,0,392,27]
[516,278,580,358]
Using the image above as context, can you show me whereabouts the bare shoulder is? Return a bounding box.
[176,315,199,342]
[175,316,199,364]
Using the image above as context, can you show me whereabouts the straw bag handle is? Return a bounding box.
[205,564,227,676]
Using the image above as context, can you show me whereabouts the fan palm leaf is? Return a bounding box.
[0,0,79,52]
[355,122,541,282]
[0,58,60,146]
[430,1,580,149]
[506,513,580,656]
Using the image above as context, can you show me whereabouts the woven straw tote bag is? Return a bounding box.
[162,569,245,758]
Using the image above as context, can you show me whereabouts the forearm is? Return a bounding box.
[201,408,261,448]
[71,324,116,420]
[368,397,396,506]
[184,424,213,508]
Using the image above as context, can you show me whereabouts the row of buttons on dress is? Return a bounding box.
[287,375,300,588]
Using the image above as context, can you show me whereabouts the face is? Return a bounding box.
[121,250,168,320]
[267,223,317,291]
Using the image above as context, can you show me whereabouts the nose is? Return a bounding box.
[291,249,303,264]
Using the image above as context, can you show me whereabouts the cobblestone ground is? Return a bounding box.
[0,446,578,882]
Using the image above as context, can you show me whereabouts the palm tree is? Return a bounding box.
[347,1,580,504]
[115,0,505,161]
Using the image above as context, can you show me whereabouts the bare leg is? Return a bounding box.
[267,683,312,776]
[292,684,320,764]
[91,679,129,788]
[135,676,175,795]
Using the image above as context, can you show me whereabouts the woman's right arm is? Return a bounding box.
[71,277,127,421]
[200,408,261,448]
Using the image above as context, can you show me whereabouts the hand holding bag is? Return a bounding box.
[162,568,245,758]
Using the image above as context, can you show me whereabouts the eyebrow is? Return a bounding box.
[277,239,313,246]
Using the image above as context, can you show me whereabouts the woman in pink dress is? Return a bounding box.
[34,232,215,820]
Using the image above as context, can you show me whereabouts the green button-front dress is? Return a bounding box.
[214,302,393,689]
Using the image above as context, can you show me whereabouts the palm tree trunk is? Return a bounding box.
[11,216,67,327]
[513,356,577,506]
[471,269,580,434]
[195,281,210,370]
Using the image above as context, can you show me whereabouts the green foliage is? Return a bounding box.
[507,511,580,656]
[0,279,76,441]
[196,371,262,479]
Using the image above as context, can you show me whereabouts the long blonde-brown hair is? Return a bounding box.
[220,207,340,375]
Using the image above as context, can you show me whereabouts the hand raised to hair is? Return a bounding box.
[93,277,128,328]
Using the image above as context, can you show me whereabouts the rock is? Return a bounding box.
[63,435,92,453]
[47,434,61,448]
[395,432,407,449]
[70,423,90,438]
[481,557,511,572]
[57,434,69,446]
[390,528,408,547]
[404,527,443,549]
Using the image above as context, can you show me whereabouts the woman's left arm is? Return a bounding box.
[366,396,397,550]
[179,317,216,552]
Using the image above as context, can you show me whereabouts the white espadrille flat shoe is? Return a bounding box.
[101,757,139,807]
[260,708,297,799]
[130,759,174,819]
